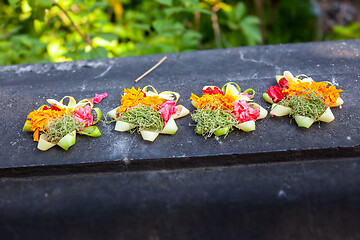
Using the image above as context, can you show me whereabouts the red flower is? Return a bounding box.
[234,100,260,123]
[266,85,284,103]
[279,78,289,89]
[202,87,224,95]
[43,106,61,111]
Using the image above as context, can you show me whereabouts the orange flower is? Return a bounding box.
[140,96,164,110]
[27,108,66,141]
[190,93,237,110]
[118,87,145,112]
[283,80,343,107]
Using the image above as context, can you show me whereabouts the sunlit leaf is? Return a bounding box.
[90,47,108,59]
[234,2,246,20]
[36,0,52,8]
[240,16,262,45]
[131,23,151,31]
[96,33,118,42]
[8,0,20,8]
[155,0,172,7]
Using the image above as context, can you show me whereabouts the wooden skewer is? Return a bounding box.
[135,56,167,83]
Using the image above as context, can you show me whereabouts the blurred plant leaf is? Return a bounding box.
[155,0,172,7]
[36,0,52,8]
[332,23,360,40]
[234,2,245,20]
[96,33,118,42]
[8,0,20,8]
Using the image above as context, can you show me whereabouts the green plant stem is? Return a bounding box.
[53,1,93,47]
[211,5,222,49]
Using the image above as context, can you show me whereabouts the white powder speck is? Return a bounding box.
[331,77,339,86]
[278,190,286,198]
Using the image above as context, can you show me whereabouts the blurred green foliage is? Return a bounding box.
[0,0,358,66]
[264,0,318,44]
[1,0,262,65]
[331,22,360,40]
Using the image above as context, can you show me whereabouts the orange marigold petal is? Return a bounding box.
[283,79,343,107]
[119,87,146,112]
[33,128,39,142]
[190,93,236,110]
[140,96,164,106]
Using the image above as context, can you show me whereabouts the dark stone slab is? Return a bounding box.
[0,40,359,172]
[0,157,359,239]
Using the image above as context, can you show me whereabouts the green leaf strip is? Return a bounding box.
[243,88,255,98]
[78,126,101,137]
[92,107,102,124]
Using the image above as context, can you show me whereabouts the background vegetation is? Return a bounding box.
[1,0,359,65]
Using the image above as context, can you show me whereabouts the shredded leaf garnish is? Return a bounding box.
[191,108,237,138]
[279,91,327,119]
[116,105,164,132]
[43,114,85,144]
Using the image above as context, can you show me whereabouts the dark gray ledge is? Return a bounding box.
[0,157,360,239]
[1,40,360,239]
[0,40,359,174]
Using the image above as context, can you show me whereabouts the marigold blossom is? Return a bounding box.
[27,108,66,141]
[118,87,146,112]
[190,93,237,110]
[140,96,164,109]
[282,80,343,107]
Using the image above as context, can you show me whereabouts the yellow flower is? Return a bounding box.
[283,80,343,107]
[27,108,66,142]
[118,87,145,112]
[190,93,237,110]
[140,96,164,110]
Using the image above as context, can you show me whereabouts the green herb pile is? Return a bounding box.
[279,91,327,119]
[116,105,163,132]
[43,114,85,144]
[191,108,237,138]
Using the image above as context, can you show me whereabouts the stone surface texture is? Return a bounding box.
[0,158,359,239]
[0,40,359,171]
[0,40,359,239]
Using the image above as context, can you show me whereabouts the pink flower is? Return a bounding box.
[94,93,108,104]
[234,100,260,123]
[158,100,177,124]
[74,105,93,128]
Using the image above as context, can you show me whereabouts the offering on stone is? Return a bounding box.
[23,93,107,151]
[190,82,268,138]
[108,86,189,142]
[263,71,344,128]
